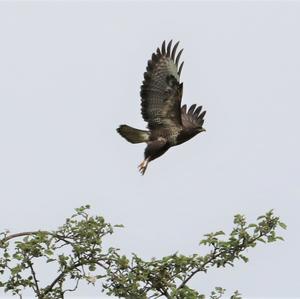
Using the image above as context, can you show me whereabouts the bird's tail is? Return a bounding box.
[117,125,150,144]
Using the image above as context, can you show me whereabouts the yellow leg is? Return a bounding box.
[138,158,150,175]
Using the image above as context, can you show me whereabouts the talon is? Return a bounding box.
[138,158,149,175]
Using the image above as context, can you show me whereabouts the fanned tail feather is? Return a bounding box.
[117,125,150,144]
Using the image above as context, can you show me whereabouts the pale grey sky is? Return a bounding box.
[0,1,299,298]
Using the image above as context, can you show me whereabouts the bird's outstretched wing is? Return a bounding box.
[181,104,206,129]
[140,40,184,130]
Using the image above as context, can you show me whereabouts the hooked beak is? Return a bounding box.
[198,127,206,132]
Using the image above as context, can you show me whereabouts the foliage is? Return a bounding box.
[0,206,286,299]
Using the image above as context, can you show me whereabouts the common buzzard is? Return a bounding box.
[117,40,206,175]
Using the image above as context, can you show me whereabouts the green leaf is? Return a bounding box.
[46,258,56,263]
[240,255,249,263]
[257,237,266,243]
[278,221,287,230]
[214,231,225,236]
[248,224,257,228]
[88,264,96,272]
[114,224,124,228]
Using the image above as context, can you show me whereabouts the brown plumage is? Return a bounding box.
[117,40,206,174]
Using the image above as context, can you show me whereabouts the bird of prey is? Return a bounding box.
[117,40,206,175]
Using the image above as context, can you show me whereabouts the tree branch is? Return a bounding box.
[43,262,82,296]
[28,260,41,297]
[177,232,265,290]
[0,231,49,243]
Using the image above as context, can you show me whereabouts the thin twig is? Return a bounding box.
[63,277,80,295]
[28,260,41,297]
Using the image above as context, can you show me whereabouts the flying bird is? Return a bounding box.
[117,40,206,175]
